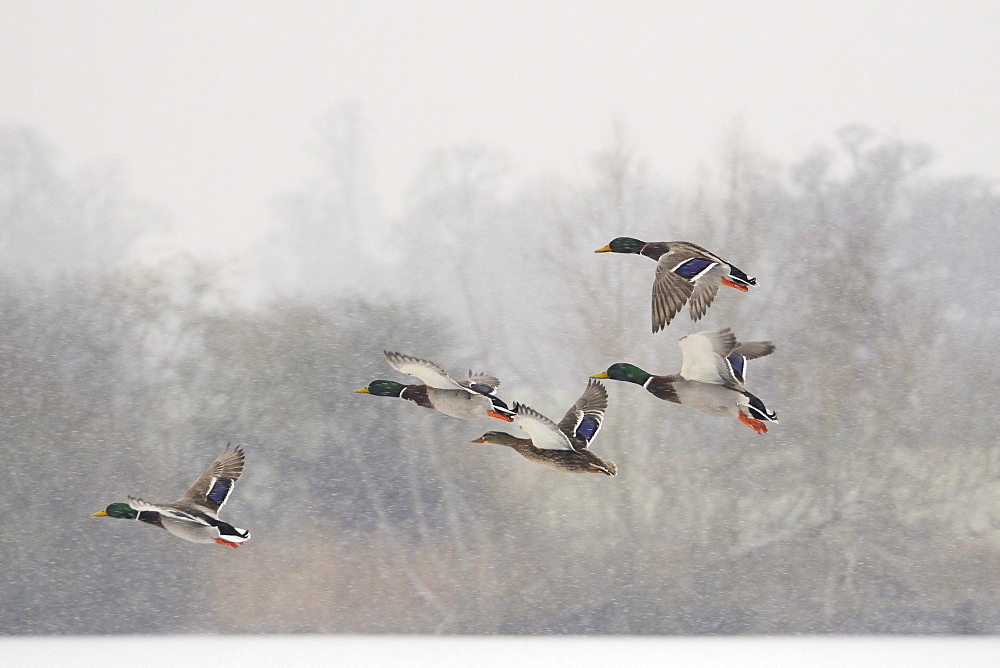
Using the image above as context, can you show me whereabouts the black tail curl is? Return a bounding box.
[490,397,516,418]
[745,391,777,422]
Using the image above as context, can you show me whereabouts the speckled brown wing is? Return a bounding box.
[556,379,608,450]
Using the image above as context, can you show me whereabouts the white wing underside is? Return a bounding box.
[514,405,575,451]
[678,332,733,386]
[384,352,465,390]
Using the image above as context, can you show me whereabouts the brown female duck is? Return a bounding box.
[472,379,617,475]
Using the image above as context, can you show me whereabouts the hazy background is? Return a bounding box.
[2,1,1000,638]
[3,1,999,255]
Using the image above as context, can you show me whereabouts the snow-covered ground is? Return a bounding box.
[3,636,999,667]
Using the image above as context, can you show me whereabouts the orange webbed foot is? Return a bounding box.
[721,277,750,292]
[488,410,515,422]
[215,538,240,549]
[738,411,768,434]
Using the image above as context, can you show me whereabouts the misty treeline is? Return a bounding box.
[2,118,999,634]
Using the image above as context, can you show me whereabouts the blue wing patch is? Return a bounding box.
[673,257,716,280]
[206,478,233,506]
[727,353,747,384]
[575,416,601,442]
[469,383,494,396]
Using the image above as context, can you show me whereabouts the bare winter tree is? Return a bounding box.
[4,126,1000,635]
[0,126,162,276]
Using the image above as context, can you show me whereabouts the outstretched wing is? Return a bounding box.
[384,351,463,390]
[651,257,696,332]
[513,403,575,451]
[556,379,608,450]
[732,341,776,361]
[725,341,776,387]
[679,330,775,390]
[175,444,245,517]
[688,279,721,321]
[652,245,725,332]
[678,329,739,386]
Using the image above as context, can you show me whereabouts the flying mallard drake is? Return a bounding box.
[472,379,617,475]
[355,351,515,421]
[92,444,250,548]
[592,328,777,433]
[595,237,757,331]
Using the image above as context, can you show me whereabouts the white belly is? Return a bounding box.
[161,518,220,544]
[673,381,743,418]
[426,387,491,420]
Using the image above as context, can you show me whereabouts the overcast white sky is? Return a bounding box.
[2,1,998,253]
